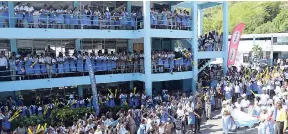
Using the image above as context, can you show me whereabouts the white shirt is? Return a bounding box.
[234,102,242,111]
[234,85,240,93]
[14,5,24,11]
[260,94,269,105]
[240,99,250,108]
[24,6,34,13]
[176,109,185,117]
[0,57,8,68]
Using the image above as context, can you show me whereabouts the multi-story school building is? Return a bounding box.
[0,1,228,103]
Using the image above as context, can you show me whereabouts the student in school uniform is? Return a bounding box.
[164,52,169,72]
[185,11,191,30]
[33,55,41,78]
[104,7,111,29]
[130,10,137,30]
[24,54,34,78]
[121,8,128,30]
[63,52,70,74]
[50,55,56,77]
[150,8,158,28]
[151,52,157,73]
[56,6,64,29]
[107,55,113,73]
[48,6,56,28]
[161,8,168,29]
[9,53,17,81]
[71,7,80,29]
[114,10,120,30]
[139,51,144,73]
[16,56,25,80]
[111,52,117,73]
[24,3,34,28]
[0,3,9,27]
[92,8,100,29]
[127,52,133,73]
[95,52,102,74]
[169,53,175,73]
[57,53,64,74]
[39,53,47,76]
[102,54,108,74]
[157,52,164,73]
[133,51,138,73]
[181,10,187,30]
[38,4,49,28]
[14,2,24,28]
[70,53,77,72]
[81,5,91,29]
[76,51,83,74]
[167,10,173,29]
[175,10,181,30]
[63,5,72,29]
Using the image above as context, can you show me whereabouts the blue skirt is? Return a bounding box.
[71,16,79,25]
[58,64,64,73]
[25,14,33,23]
[92,16,98,26]
[77,61,83,72]
[63,62,70,72]
[188,114,195,124]
[17,13,24,21]
[34,63,41,74]
[39,14,47,22]
[2,12,9,20]
[52,64,56,73]
[70,62,76,72]
[56,14,64,24]
[64,15,71,25]
[41,64,47,73]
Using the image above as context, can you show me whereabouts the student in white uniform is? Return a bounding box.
[14,2,25,28]
[24,3,34,28]
[240,94,250,113]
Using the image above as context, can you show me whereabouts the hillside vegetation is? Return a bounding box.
[203,1,288,34]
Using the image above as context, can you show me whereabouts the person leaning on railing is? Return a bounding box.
[0,53,8,81]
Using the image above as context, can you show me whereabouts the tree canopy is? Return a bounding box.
[203,2,288,34]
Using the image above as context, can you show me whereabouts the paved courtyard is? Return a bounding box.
[200,109,258,134]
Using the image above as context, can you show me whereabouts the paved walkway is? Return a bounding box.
[200,109,258,134]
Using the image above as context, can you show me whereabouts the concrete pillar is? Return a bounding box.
[78,85,83,97]
[191,1,198,93]
[8,1,15,28]
[222,2,229,74]
[127,1,132,14]
[73,1,79,8]
[128,39,134,90]
[270,35,274,65]
[143,1,152,96]
[10,39,17,54]
[198,8,203,36]
[75,39,81,51]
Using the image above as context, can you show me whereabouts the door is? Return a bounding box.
[133,43,143,52]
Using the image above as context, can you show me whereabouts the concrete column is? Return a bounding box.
[128,39,134,90]
[191,1,198,93]
[127,1,132,14]
[270,35,274,65]
[78,85,83,97]
[198,8,203,36]
[10,39,17,54]
[8,1,15,28]
[128,40,133,53]
[222,1,229,74]
[75,39,81,51]
[143,1,152,96]
[73,1,79,8]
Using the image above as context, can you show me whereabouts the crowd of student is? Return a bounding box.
[0,2,194,30]
[198,30,223,51]
[220,65,288,134]
[0,48,193,81]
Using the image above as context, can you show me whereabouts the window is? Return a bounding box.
[243,53,249,63]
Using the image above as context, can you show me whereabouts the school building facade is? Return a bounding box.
[0,1,228,99]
